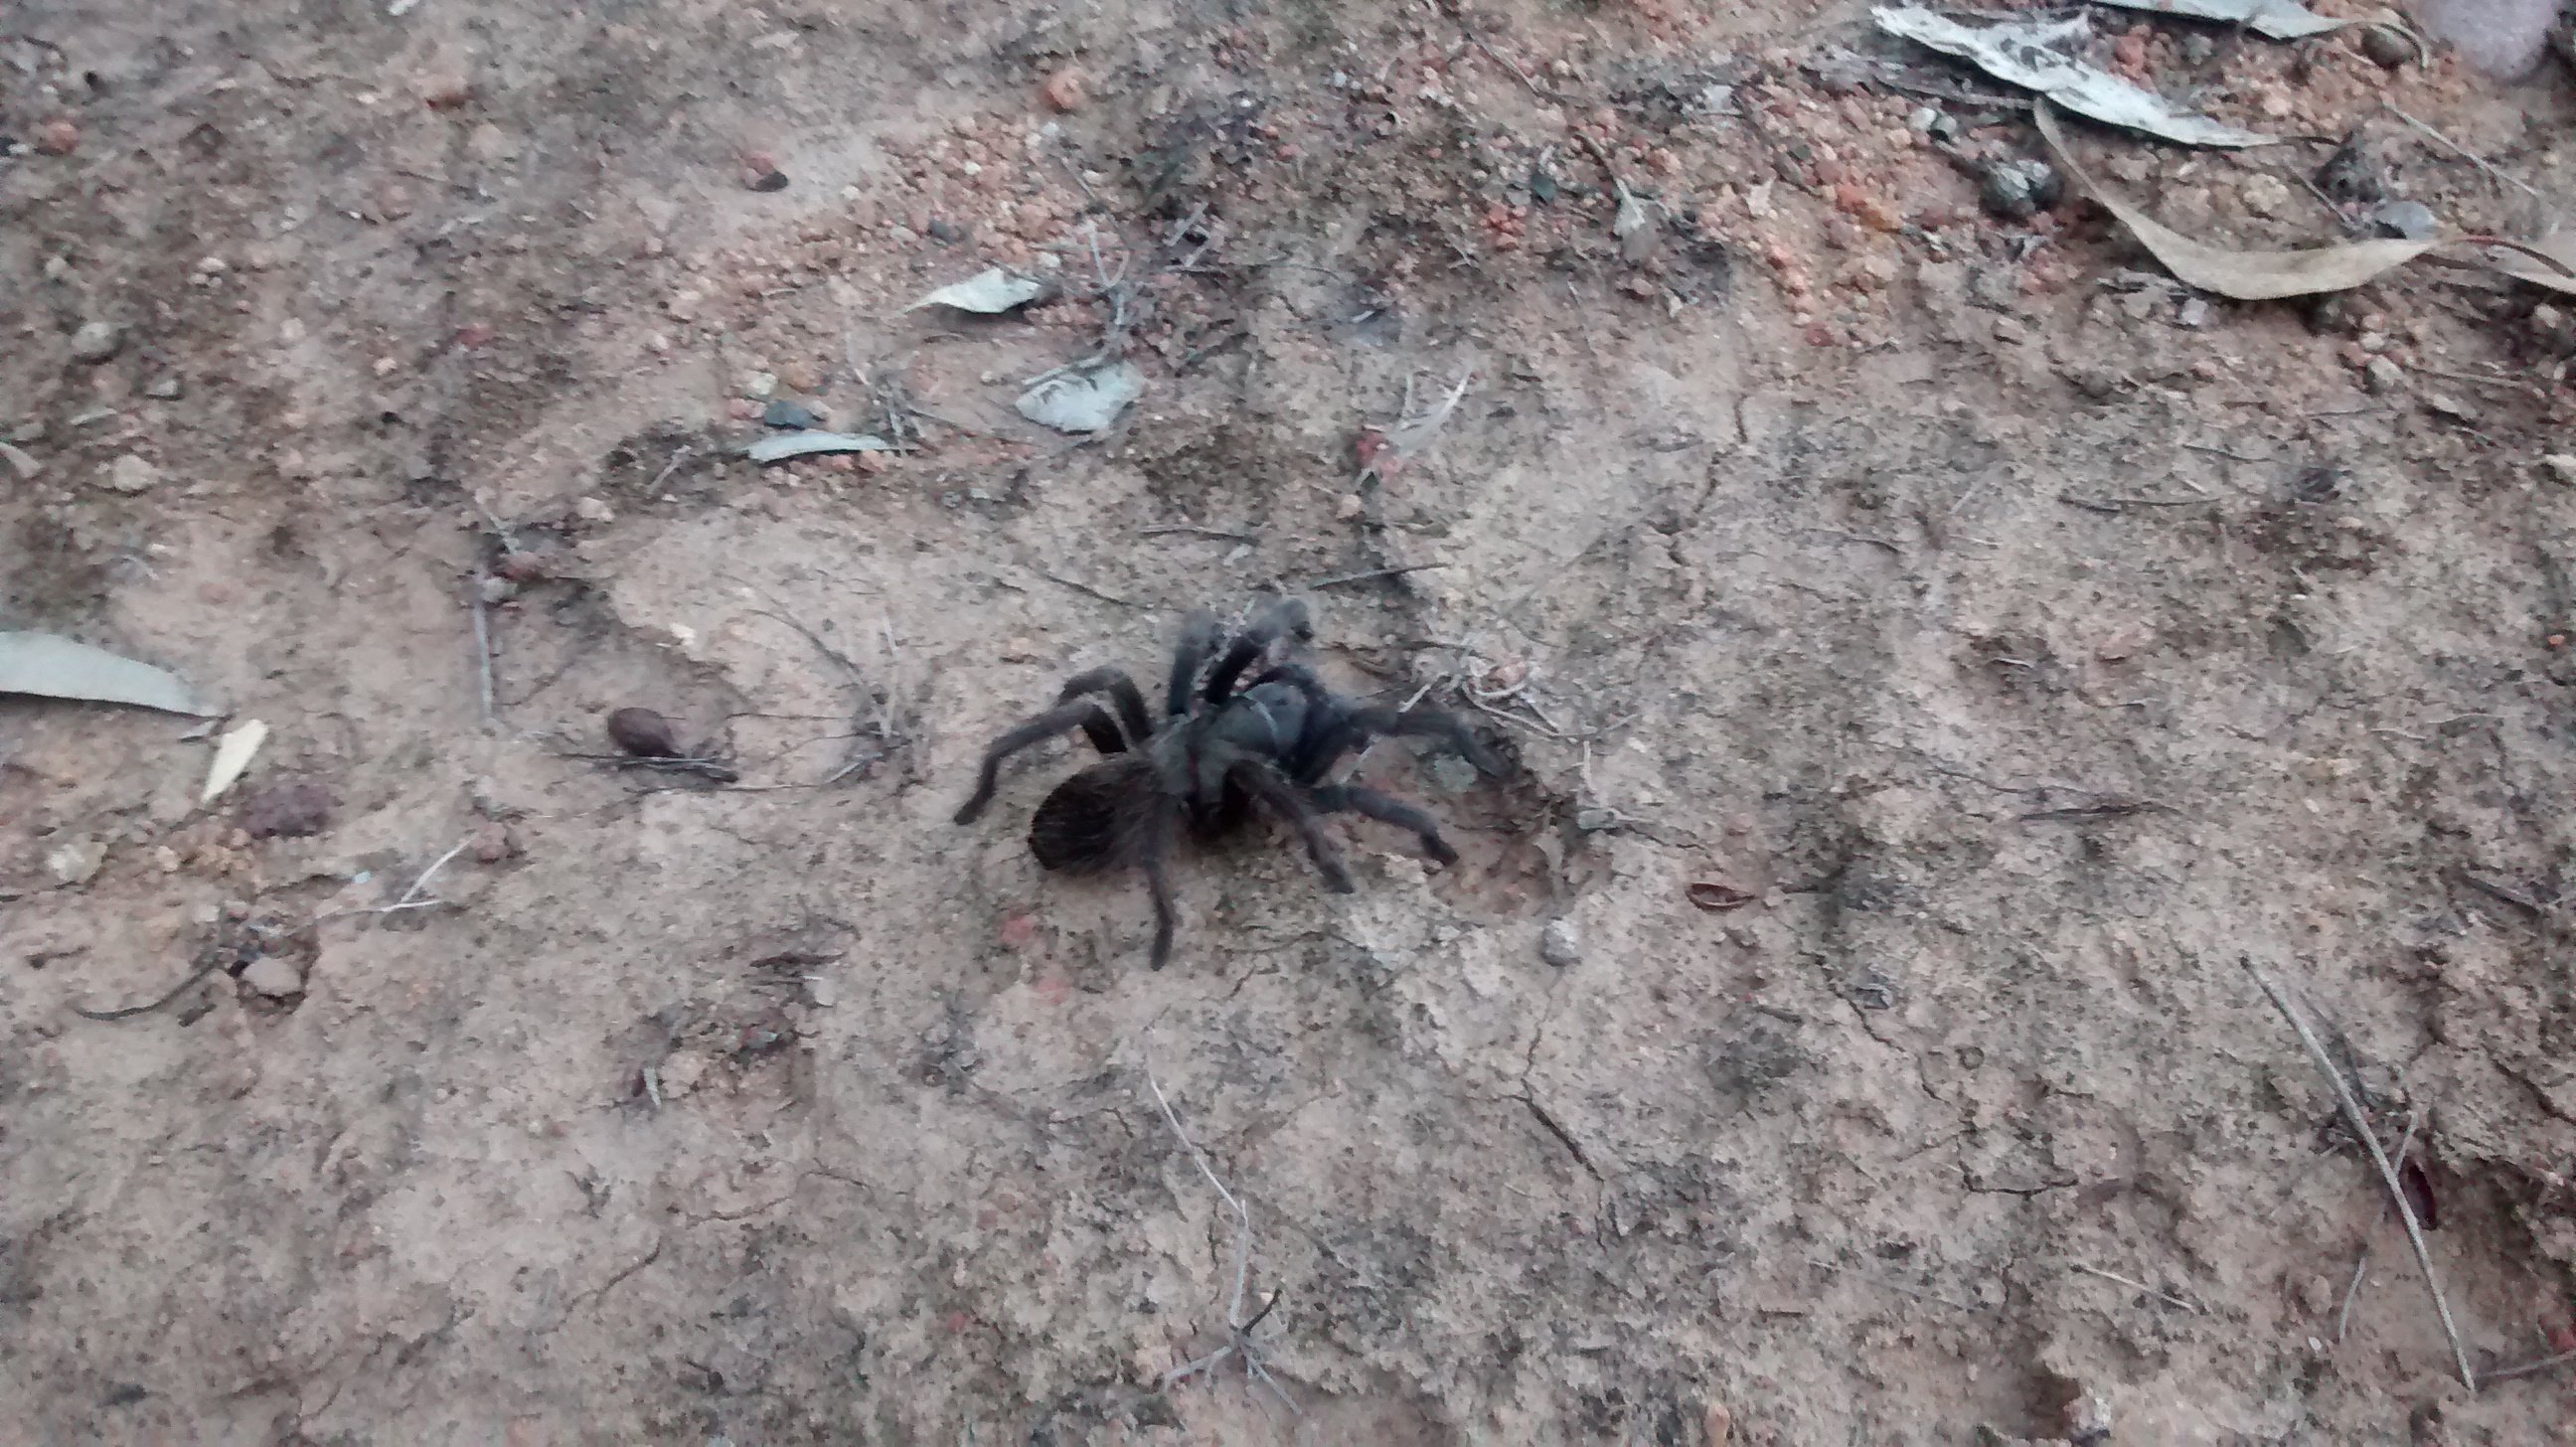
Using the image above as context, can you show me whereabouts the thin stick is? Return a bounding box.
[2333,1246,2371,1343]
[2243,958,2476,1389]
[1141,525,1259,545]
[71,959,224,1022]
[1301,563,1448,589]
[2482,1346,2576,1382]
[395,839,473,908]
[2070,1261,2204,1315]
[1032,567,1139,609]
[469,572,497,726]
[1146,1067,1249,1330]
[2382,104,2539,201]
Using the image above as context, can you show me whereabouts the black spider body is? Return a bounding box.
[954,598,1498,969]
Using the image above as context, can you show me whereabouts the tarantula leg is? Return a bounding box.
[1309,783,1460,866]
[1167,610,1222,718]
[952,701,1128,825]
[1308,705,1502,779]
[1053,667,1154,747]
[1203,596,1314,705]
[1143,840,1180,970]
[1225,757,1356,893]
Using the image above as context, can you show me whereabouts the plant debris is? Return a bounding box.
[2036,103,2445,298]
[1874,7,2274,147]
[743,429,900,463]
[2088,0,2352,40]
[1016,359,1144,433]
[202,719,269,805]
[0,631,209,715]
[904,267,1057,315]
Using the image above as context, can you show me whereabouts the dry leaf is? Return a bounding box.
[1874,7,2273,148]
[2480,228,2576,297]
[1687,881,1755,911]
[903,267,1056,314]
[1017,360,1144,433]
[0,631,209,715]
[2089,0,2349,40]
[202,719,269,805]
[744,430,899,463]
[2035,103,2443,298]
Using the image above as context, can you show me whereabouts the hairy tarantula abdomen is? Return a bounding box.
[1028,759,1153,873]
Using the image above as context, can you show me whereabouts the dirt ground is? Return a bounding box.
[8,0,2576,1441]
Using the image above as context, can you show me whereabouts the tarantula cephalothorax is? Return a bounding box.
[953,597,1501,969]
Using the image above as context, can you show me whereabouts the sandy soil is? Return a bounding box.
[7,1,2576,1442]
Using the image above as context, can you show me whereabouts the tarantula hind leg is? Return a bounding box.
[953,700,1129,825]
[1309,783,1460,865]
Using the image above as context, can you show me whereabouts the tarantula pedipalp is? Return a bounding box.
[952,597,1500,969]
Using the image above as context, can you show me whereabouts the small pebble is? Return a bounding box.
[242,955,306,999]
[572,496,615,523]
[144,376,183,400]
[2363,356,2406,395]
[2540,454,2576,484]
[470,821,514,863]
[1042,68,1087,112]
[1539,918,1582,968]
[762,398,820,429]
[1978,158,2060,220]
[2174,297,2210,329]
[606,707,683,758]
[35,118,79,155]
[2239,173,2293,219]
[102,454,162,494]
[2368,200,2439,241]
[2357,24,2416,69]
[926,218,966,243]
[45,839,105,885]
[748,169,790,192]
[70,321,122,363]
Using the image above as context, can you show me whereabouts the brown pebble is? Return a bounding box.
[606,707,682,758]
[470,821,514,863]
[35,118,80,155]
[1042,68,1086,112]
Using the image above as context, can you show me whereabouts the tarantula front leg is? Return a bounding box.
[1166,610,1221,719]
[1308,783,1460,866]
[1202,596,1313,705]
[1224,755,1356,893]
[953,700,1129,824]
[1053,667,1153,746]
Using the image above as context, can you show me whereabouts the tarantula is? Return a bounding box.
[953,597,1500,969]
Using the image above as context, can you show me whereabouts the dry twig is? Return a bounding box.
[2244,957,2476,1389]
[1145,1068,1295,1415]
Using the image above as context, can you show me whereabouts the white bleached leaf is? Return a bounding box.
[903,268,1055,315]
[743,430,900,463]
[1873,6,2274,147]
[202,719,268,805]
[0,631,209,715]
[1016,361,1144,433]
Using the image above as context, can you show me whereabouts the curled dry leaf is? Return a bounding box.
[1017,360,1144,433]
[2035,103,2443,299]
[1687,881,1756,911]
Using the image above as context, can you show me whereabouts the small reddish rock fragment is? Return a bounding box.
[1041,68,1085,113]
[35,118,80,155]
